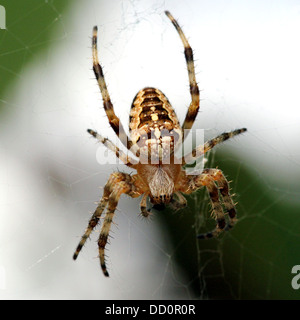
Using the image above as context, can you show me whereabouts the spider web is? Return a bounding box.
[0,0,300,300]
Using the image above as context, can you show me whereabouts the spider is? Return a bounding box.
[73,11,247,277]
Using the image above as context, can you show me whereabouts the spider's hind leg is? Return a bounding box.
[165,11,200,134]
[92,26,133,151]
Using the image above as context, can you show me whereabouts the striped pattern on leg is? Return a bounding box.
[73,195,109,261]
[182,128,247,165]
[87,129,138,168]
[92,26,133,151]
[191,174,226,239]
[204,168,237,230]
[140,193,151,218]
[73,172,132,263]
[165,11,200,133]
[98,181,130,277]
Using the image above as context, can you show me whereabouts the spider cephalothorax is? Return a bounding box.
[73,11,247,277]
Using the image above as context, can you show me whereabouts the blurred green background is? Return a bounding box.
[1,0,300,300]
[0,0,72,109]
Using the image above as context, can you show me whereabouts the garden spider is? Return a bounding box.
[73,11,247,277]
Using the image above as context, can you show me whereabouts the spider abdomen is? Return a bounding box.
[129,87,182,161]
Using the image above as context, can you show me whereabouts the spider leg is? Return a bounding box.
[165,11,199,134]
[169,192,187,211]
[188,173,226,239]
[92,26,133,151]
[182,128,247,165]
[98,180,131,277]
[87,129,138,168]
[140,193,151,218]
[73,172,131,265]
[203,168,237,230]
[73,187,110,261]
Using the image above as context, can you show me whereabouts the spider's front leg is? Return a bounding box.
[202,168,238,231]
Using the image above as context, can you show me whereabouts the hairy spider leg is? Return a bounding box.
[140,193,151,218]
[203,168,238,230]
[87,129,138,168]
[165,11,200,135]
[98,180,131,276]
[191,174,227,239]
[182,128,247,165]
[92,26,134,152]
[73,173,133,275]
[73,190,109,261]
